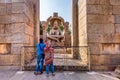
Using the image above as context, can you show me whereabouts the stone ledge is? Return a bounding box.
[0,66,20,71]
[0,54,21,66]
[23,65,89,71]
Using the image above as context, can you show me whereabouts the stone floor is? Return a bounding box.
[25,54,88,71]
[0,71,119,80]
[27,54,87,66]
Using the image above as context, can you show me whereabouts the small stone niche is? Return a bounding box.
[0,44,11,55]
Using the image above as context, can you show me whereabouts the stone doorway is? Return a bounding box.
[20,0,89,71]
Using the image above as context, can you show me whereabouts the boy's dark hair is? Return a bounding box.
[40,38,43,43]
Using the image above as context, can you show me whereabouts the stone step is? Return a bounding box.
[54,48,72,54]
[114,65,120,78]
[23,53,88,71]
[23,65,89,71]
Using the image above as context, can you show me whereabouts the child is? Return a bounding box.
[34,38,46,75]
[44,40,55,77]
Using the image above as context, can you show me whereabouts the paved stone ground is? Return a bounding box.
[0,71,119,80]
[27,54,87,66]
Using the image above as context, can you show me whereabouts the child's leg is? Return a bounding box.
[35,57,40,72]
[46,65,49,74]
[40,57,44,73]
[50,63,55,73]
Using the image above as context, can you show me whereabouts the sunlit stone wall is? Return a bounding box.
[86,0,120,70]
[0,0,39,67]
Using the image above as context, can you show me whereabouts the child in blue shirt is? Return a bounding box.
[34,38,46,75]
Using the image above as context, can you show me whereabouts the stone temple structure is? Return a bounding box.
[0,0,39,67]
[41,13,71,46]
[0,0,120,71]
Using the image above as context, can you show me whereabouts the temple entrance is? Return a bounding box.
[20,0,89,71]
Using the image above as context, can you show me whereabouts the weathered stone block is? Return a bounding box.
[115,24,120,34]
[113,6,120,14]
[110,55,120,65]
[24,4,34,22]
[6,3,12,14]
[11,14,24,23]
[5,24,11,34]
[0,15,11,24]
[0,55,4,65]
[113,34,120,43]
[24,34,30,44]
[87,24,103,34]
[24,24,34,36]
[11,44,23,54]
[88,15,114,24]
[0,54,21,66]
[11,23,24,34]
[11,33,24,43]
[0,5,6,15]
[0,24,11,34]
[87,5,102,14]
[88,34,103,42]
[101,5,112,15]
[0,35,11,43]
[110,0,120,5]
[0,37,6,43]
[115,15,120,23]
[24,34,34,45]
[12,3,24,13]
[87,0,99,4]
[0,24,4,34]
[103,24,114,34]
[101,44,113,54]
[102,34,113,43]
[89,43,101,54]
[102,34,120,43]
[100,0,110,5]
[90,55,105,65]
[23,14,32,26]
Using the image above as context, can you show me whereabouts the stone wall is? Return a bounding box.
[86,0,120,70]
[0,0,39,67]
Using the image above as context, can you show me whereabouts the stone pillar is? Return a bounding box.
[72,0,79,59]
[64,22,71,46]
[78,0,88,63]
[34,0,40,44]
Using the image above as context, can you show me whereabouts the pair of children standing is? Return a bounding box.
[34,38,55,77]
